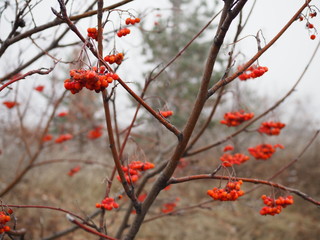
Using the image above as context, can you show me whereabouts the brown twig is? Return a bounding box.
[207,0,312,97]
[168,174,320,206]
[66,214,119,240]
[0,66,55,92]
[246,129,320,194]
[186,26,320,157]
[124,1,248,239]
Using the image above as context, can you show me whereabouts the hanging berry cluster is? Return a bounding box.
[104,53,124,65]
[117,28,130,37]
[248,144,284,160]
[87,28,98,41]
[260,195,294,216]
[299,7,318,40]
[117,161,155,183]
[0,210,11,233]
[207,180,244,201]
[95,197,119,211]
[258,121,286,136]
[160,110,174,118]
[238,65,268,81]
[64,67,119,94]
[220,153,250,167]
[220,110,254,127]
[55,133,73,143]
[125,17,141,25]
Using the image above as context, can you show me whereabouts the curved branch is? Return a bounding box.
[168,174,320,206]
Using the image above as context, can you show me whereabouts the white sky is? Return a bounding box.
[0,0,319,128]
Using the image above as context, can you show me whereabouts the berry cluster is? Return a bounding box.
[34,85,44,92]
[220,153,250,167]
[67,166,81,176]
[87,28,98,40]
[260,195,294,216]
[3,101,18,109]
[117,161,155,183]
[64,67,119,94]
[104,53,124,65]
[55,133,73,143]
[223,145,234,152]
[95,197,119,211]
[87,126,103,139]
[161,198,180,214]
[160,110,173,118]
[238,65,268,81]
[207,180,244,201]
[0,211,11,233]
[258,121,286,136]
[248,144,284,160]
[220,110,254,127]
[125,17,140,25]
[117,28,130,37]
[299,8,318,40]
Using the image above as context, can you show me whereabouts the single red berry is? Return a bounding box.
[310,34,316,40]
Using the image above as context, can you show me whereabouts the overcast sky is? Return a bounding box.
[1,0,319,127]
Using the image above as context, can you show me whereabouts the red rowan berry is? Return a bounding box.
[310,34,316,40]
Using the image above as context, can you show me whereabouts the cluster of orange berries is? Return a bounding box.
[87,28,98,40]
[64,66,119,94]
[238,65,268,81]
[125,17,140,25]
[220,153,250,167]
[161,198,180,213]
[299,9,318,40]
[67,166,81,176]
[3,101,18,109]
[95,197,119,211]
[0,210,12,233]
[260,195,294,216]
[207,180,244,201]
[104,53,124,65]
[87,126,103,139]
[220,110,254,127]
[258,121,286,136]
[117,28,131,37]
[117,161,155,183]
[248,144,284,160]
[160,110,173,118]
[55,133,73,143]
